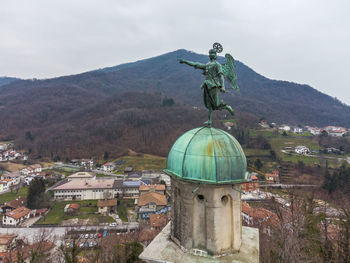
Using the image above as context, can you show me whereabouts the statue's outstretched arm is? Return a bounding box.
[179,59,205,69]
[217,65,225,91]
[219,73,226,92]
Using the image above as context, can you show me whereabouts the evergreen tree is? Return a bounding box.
[25,131,34,141]
[27,177,46,209]
[322,169,334,193]
[270,150,276,161]
[254,158,263,170]
[162,97,174,107]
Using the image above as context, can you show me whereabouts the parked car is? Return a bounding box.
[103,230,107,237]
[89,233,94,239]
[109,223,117,227]
[79,243,84,248]
[89,241,94,247]
[85,234,89,239]
[98,233,102,238]
[94,233,98,238]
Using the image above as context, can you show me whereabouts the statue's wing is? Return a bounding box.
[222,53,239,91]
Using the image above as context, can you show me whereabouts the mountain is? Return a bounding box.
[0,49,349,159]
[97,49,350,126]
[0,77,20,87]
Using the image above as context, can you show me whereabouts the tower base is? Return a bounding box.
[139,222,259,263]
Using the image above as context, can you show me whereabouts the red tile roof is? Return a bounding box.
[68,203,80,210]
[242,202,279,226]
[3,197,27,209]
[0,234,16,246]
[5,206,30,220]
[150,214,168,228]
[138,192,167,207]
[139,184,165,191]
[97,199,117,207]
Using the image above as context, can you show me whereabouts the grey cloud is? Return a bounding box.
[0,0,349,104]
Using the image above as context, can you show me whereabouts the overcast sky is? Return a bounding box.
[1,0,349,104]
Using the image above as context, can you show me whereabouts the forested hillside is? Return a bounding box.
[0,77,20,87]
[0,49,349,159]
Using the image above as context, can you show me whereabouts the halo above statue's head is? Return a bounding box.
[213,42,223,53]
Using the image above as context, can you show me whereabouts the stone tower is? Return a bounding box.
[163,126,248,255]
[139,125,259,262]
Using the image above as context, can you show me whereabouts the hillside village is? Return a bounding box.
[0,118,349,262]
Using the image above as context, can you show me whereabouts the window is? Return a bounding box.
[221,195,229,205]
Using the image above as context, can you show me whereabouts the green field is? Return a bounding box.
[251,129,313,138]
[113,154,166,172]
[36,200,114,225]
[281,153,321,166]
[243,129,350,169]
[0,187,28,204]
[51,167,80,176]
[95,173,109,178]
[59,167,80,172]
[270,136,320,152]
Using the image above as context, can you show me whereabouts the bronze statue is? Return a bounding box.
[179,43,239,125]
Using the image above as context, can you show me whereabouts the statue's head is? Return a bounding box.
[209,49,217,60]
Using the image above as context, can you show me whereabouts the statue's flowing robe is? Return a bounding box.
[200,61,225,110]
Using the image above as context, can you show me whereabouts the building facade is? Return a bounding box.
[53,179,116,200]
[2,207,30,226]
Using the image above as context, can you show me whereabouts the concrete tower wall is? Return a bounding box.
[171,177,242,255]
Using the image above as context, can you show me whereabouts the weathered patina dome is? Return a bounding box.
[164,126,248,184]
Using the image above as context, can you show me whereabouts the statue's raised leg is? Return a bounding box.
[217,101,234,116]
[225,105,234,116]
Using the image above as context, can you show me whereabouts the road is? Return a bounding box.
[259,184,318,188]
[0,223,139,245]
[281,150,350,164]
[44,163,124,177]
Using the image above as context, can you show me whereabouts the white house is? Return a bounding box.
[307,127,321,135]
[293,127,303,134]
[30,164,42,173]
[1,172,21,185]
[80,159,94,168]
[0,144,8,151]
[328,130,346,137]
[279,125,291,131]
[0,179,16,192]
[295,145,310,155]
[21,164,42,175]
[103,162,116,172]
[2,206,31,226]
[24,176,34,185]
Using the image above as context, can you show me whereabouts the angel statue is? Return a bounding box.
[179,42,239,125]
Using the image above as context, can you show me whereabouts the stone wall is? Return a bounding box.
[170,177,242,255]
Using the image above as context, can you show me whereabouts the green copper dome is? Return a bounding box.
[164,126,248,184]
